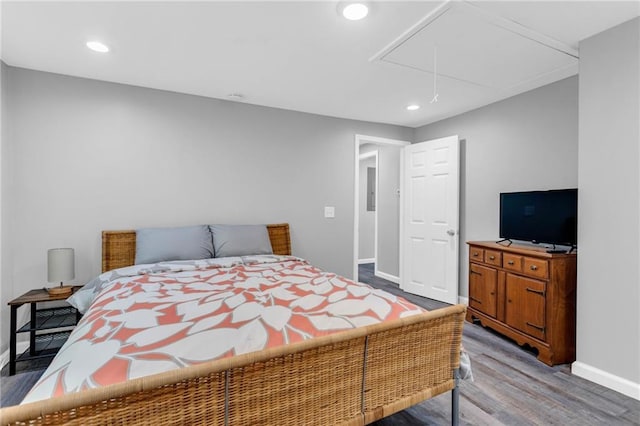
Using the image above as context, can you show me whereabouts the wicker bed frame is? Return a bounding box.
[1,223,465,426]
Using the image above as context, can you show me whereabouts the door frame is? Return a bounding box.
[353,134,411,281]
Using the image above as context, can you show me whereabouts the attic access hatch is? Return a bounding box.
[370,1,579,92]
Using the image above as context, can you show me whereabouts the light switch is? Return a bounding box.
[324,206,335,218]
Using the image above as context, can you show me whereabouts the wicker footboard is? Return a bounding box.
[0,305,466,426]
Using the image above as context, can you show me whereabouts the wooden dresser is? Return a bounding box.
[466,241,577,365]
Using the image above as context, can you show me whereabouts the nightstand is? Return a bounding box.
[7,287,82,375]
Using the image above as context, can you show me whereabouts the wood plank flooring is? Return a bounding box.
[359,263,640,425]
[1,264,638,426]
[0,368,44,408]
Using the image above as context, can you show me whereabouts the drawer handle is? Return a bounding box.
[473,252,479,257]
[507,260,515,265]
[470,270,482,276]
[526,322,545,332]
[530,265,539,271]
[489,255,495,260]
[526,287,545,296]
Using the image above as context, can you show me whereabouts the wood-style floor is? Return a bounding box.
[360,263,640,425]
[1,264,639,425]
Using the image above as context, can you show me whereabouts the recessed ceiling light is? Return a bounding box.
[406,104,421,111]
[341,2,369,20]
[86,41,109,53]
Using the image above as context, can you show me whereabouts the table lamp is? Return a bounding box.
[47,248,75,296]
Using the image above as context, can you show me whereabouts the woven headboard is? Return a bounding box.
[102,223,291,273]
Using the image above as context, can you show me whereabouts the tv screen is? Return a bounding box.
[500,189,577,246]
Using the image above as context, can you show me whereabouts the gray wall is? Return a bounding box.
[414,76,579,298]
[358,154,375,260]
[0,62,8,355]
[576,17,639,388]
[376,144,402,277]
[0,65,413,353]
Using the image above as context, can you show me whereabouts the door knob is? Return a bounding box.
[447,229,455,236]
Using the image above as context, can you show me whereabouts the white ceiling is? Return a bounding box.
[2,1,639,128]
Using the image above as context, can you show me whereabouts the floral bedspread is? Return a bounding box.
[23,256,425,403]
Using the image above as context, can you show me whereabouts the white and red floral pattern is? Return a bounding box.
[23,256,425,403]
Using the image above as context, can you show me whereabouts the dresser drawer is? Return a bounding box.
[484,250,502,267]
[469,247,484,263]
[503,253,523,272]
[523,257,549,279]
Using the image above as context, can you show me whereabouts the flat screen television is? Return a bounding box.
[499,189,578,246]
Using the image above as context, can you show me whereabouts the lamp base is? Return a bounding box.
[47,285,74,296]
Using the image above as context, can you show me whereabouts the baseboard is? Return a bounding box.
[572,361,640,401]
[0,342,29,369]
[358,258,375,265]
[374,270,399,284]
[458,296,469,306]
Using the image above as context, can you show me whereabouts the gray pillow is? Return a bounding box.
[210,225,273,258]
[135,225,214,264]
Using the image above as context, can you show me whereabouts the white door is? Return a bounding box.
[401,135,459,304]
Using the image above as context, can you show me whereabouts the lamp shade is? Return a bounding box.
[47,248,75,283]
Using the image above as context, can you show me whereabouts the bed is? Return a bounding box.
[1,223,466,426]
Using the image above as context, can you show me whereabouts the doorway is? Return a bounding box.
[353,135,410,282]
[358,150,378,267]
